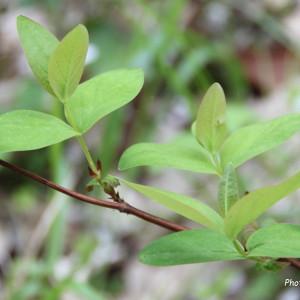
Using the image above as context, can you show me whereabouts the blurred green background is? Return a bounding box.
[1,0,300,299]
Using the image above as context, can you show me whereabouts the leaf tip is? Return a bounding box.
[117,159,126,171]
[208,82,226,99]
[138,252,147,264]
[211,82,223,89]
[131,68,145,87]
[16,15,42,31]
[72,24,89,41]
[17,14,28,23]
[16,15,29,32]
[138,248,154,265]
[16,14,24,23]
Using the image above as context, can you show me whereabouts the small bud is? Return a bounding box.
[96,160,102,171]
[85,184,94,192]
[88,166,97,178]
[101,175,120,188]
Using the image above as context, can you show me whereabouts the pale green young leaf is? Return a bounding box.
[0,110,79,153]
[218,163,240,216]
[224,170,300,239]
[247,224,300,258]
[120,179,224,231]
[195,83,228,152]
[48,25,89,101]
[221,114,300,168]
[17,15,59,95]
[139,229,244,266]
[118,135,217,174]
[66,69,144,133]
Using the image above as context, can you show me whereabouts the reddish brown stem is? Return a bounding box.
[1,159,300,270]
[0,159,187,232]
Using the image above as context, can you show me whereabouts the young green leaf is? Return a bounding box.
[139,229,244,266]
[195,83,228,152]
[17,15,59,95]
[0,110,79,153]
[224,170,300,239]
[48,24,89,101]
[218,163,240,216]
[118,135,217,174]
[65,69,144,133]
[120,179,224,231]
[247,224,300,258]
[221,114,300,168]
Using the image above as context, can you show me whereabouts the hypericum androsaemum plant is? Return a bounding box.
[1,15,300,271]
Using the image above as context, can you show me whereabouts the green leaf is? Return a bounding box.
[66,69,144,133]
[0,110,79,153]
[139,229,244,266]
[120,179,224,231]
[195,83,228,152]
[221,114,300,167]
[247,224,300,258]
[218,163,239,216]
[48,25,89,101]
[224,170,300,239]
[17,15,59,95]
[118,135,217,174]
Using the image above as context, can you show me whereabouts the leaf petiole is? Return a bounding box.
[64,101,100,178]
[76,135,100,178]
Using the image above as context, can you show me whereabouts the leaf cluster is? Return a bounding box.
[119,83,300,266]
[0,16,143,157]
[2,16,300,267]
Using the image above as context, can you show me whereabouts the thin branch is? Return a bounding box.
[281,258,300,269]
[1,159,300,270]
[0,159,187,232]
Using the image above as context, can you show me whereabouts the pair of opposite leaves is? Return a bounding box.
[0,16,144,153]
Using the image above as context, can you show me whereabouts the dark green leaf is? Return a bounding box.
[247,224,300,258]
[139,229,244,266]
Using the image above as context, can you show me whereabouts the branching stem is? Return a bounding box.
[0,159,186,232]
[1,159,299,269]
